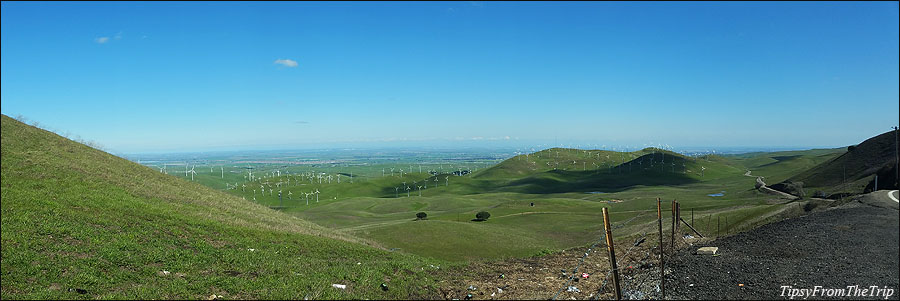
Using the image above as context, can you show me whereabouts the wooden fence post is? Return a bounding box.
[657,199,665,299]
[602,208,622,300]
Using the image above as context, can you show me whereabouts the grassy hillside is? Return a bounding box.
[236,145,780,262]
[789,131,897,194]
[727,148,846,184]
[0,115,440,299]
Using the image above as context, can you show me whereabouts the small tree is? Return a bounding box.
[475,211,491,221]
[416,212,427,220]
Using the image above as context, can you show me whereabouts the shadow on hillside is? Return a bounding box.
[499,166,700,194]
[758,155,802,168]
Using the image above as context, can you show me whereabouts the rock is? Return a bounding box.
[697,247,719,255]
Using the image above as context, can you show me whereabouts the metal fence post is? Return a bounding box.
[670,200,676,253]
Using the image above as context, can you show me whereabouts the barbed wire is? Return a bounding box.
[591,228,651,300]
[551,210,650,300]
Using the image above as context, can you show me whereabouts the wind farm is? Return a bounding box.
[2,2,898,300]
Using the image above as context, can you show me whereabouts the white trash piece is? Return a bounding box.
[332,284,347,290]
[697,247,719,255]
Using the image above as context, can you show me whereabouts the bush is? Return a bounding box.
[813,190,827,198]
[415,212,427,220]
[475,211,491,221]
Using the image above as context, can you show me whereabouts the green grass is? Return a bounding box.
[3,111,845,298]
[1,115,442,300]
[726,148,845,184]
[198,144,828,263]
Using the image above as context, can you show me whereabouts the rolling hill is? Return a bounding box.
[0,115,439,299]
[787,130,898,195]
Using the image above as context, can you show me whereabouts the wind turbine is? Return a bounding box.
[701,166,706,177]
[221,166,224,179]
[189,165,197,181]
[314,189,320,202]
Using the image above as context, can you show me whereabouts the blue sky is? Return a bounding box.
[2,1,898,153]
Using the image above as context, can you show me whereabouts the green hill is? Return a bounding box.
[788,130,898,195]
[0,115,439,299]
[466,147,740,194]
[726,148,846,185]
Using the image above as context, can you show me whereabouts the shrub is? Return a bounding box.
[415,212,427,220]
[475,211,491,221]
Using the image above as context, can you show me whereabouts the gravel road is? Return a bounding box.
[666,196,899,300]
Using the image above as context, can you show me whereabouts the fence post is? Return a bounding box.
[706,215,711,236]
[602,207,622,300]
[670,200,676,253]
[717,216,720,238]
[724,216,728,235]
[657,199,665,300]
[676,202,681,234]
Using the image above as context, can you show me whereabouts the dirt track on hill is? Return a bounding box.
[666,198,899,300]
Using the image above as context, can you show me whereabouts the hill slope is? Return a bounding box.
[466,147,742,194]
[0,115,438,299]
[788,130,898,194]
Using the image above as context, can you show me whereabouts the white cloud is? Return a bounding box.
[274,59,298,67]
[95,37,110,44]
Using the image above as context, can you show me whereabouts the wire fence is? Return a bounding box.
[591,227,652,300]
[547,199,711,301]
[551,210,651,300]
